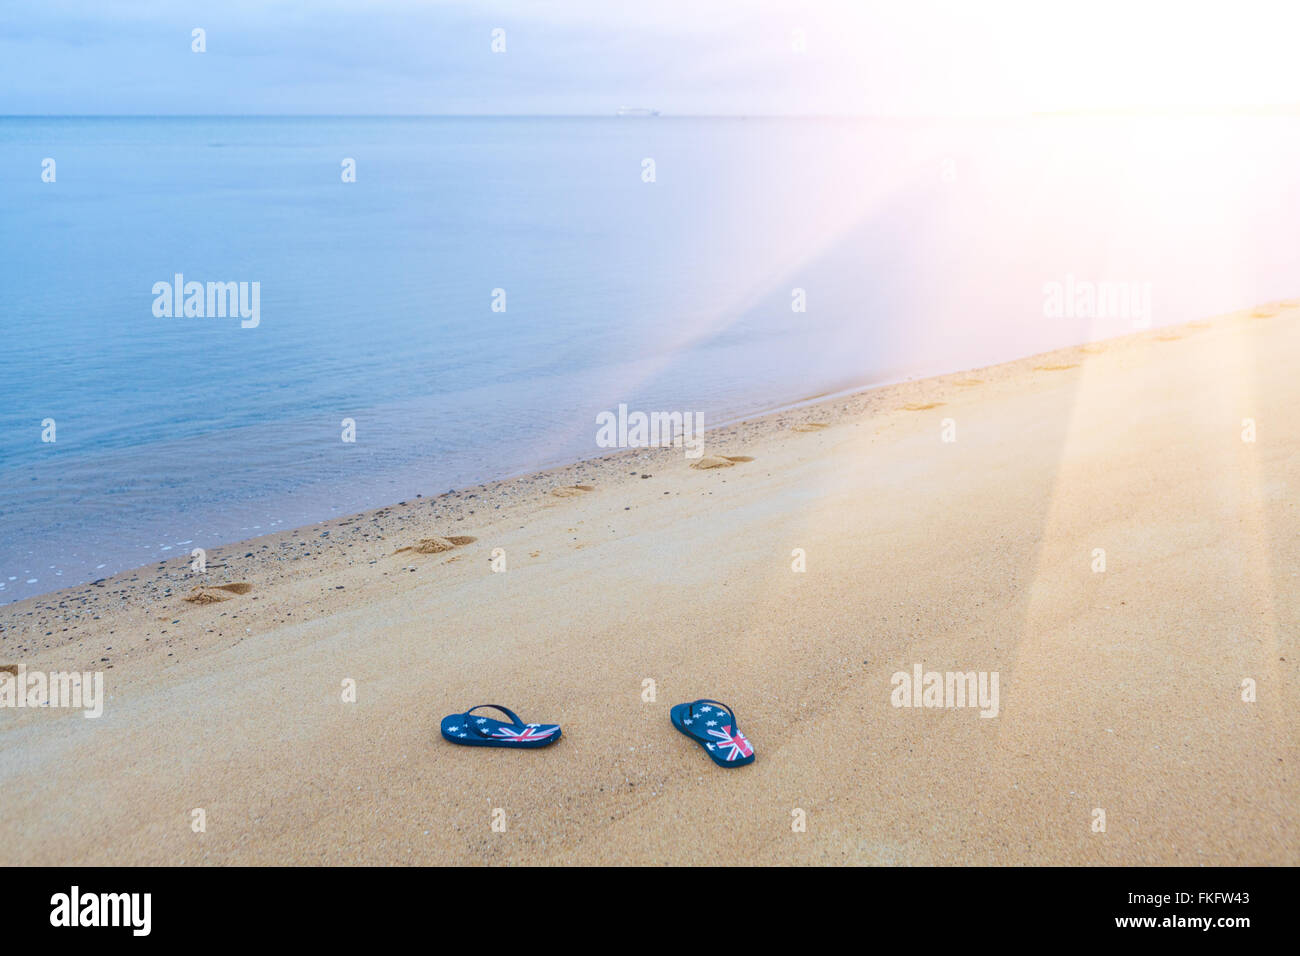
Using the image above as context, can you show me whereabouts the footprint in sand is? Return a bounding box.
[1078,345,1106,355]
[550,485,595,497]
[1033,364,1078,372]
[394,535,477,555]
[791,422,829,432]
[1250,306,1282,318]
[690,455,754,470]
[902,402,945,411]
[183,582,253,604]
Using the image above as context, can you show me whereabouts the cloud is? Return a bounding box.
[2,0,1298,115]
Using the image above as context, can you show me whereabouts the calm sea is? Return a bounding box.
[2,115,1298,602]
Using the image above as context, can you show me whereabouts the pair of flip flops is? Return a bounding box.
[440,698,755,768]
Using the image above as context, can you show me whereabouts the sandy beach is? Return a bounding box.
[2,301,1297,866]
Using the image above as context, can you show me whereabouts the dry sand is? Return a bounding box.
[1,302,1297,865]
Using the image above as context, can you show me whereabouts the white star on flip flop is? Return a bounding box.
[476,718,486,724]
[458,733,467,738]
[707,720,717,726]
[700,706,713,713]
[684,719,693,725]
[449,725,460,732]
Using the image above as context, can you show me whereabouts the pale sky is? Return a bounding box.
[3,0,1300,116]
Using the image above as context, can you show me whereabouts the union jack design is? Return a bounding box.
[706,724,753,761]
[491,724,558,744]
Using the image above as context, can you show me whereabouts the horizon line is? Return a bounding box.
[4,104,1300,120]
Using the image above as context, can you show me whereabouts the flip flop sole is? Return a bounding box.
[670,702,755,768]
[440,715,562,748]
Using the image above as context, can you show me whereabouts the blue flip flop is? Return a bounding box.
[670,698,755,767]
[441,704,561,748]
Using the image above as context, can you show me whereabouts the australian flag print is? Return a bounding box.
[670,699,756,768]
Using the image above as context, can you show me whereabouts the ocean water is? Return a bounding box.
[2,115,1299,603]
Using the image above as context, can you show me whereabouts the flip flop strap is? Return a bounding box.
[687,699,741,736]
[464,704,524,737]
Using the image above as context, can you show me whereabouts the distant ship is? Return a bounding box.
[616,107,661,117]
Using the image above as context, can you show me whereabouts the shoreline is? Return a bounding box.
[0,344,1094,612]
[0,353,1066,612]
[1,300,1293,670]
